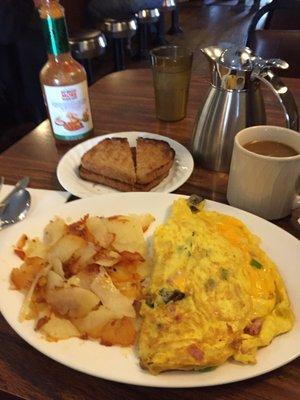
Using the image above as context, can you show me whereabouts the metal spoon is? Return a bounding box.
[0,189,31,230]
[0,177,4,193]
[0,177,29,211]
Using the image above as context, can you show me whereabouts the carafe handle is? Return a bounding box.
[252,69,299,131]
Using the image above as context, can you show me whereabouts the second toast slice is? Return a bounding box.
[135,138,175,185]
[81,138,136,185]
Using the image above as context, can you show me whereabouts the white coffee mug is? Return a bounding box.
[227,125,300,220]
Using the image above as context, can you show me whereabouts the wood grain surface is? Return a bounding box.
[0,69,299,400]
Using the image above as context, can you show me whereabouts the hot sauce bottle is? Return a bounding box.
[39,0,93,142]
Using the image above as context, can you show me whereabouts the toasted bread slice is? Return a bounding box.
[134,170,170,191]
[136,138,175,184]
[80,166,170,192]
[79,166,134,192]
[81,138,136,184]
[80,137,175,191]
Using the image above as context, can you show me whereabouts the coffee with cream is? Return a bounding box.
[243,140,298,157]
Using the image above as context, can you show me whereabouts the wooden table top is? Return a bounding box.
[0,68,299,400]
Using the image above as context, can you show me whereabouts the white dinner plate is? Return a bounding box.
[56,131,194,198]
[0,193,299,388]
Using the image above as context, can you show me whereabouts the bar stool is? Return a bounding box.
[103,18,137,71]
[156,0,176,45]
[167,0,183,35]
[135,8,160,60]
[69,30,107,84]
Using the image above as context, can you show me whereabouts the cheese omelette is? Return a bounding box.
[139,198,294,374]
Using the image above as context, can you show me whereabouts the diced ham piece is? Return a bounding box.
[187,344,204,362]
[244,318,263,336]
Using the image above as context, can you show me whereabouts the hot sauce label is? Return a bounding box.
[44,82,93,141]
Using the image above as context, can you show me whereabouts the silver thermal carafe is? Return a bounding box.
[191,46,299,172]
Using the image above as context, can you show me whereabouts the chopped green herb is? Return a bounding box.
[145,294,155,308]
[187,195,204,213]
[159,288,185,303]
[199,366,217,373]
[204,278,216,291]
[220,268,229,280]
[250,259,262,269]
[176,245,191,257]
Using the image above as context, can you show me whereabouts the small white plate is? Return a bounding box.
[57,131,194,198]
[0,193,299,388]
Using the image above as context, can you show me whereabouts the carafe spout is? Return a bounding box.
[200,46,224,63]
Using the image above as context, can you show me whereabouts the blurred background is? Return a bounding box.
[1,0,299,151]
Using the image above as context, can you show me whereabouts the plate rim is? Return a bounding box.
[56,131,194,198]
[0,192,299,388]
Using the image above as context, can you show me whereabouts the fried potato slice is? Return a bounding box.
[86,217,115,248]
[107,216,146,256]
[11,257,46,290]
[91,267,135,318]
[43,217,68,246]
[48,256,65,277]
[72,307,121,339]
[113,281,143,300]
[75,242,97,265]
[108,265,137,283]
[16,233,28,248]
[76,265,100,290]
[100,317,136,347]
[63,242,97,277]
[67,215,89,237]
[138,214,155,232]
[117,251,144,267]
[40,314,80,341]
[24,239,48,260]
[46,287,100,318]
[48,234,86,263]
[46,270,64,291]
[93,250,121,267]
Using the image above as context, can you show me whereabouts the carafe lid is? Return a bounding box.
[202,45,289,90]
[219,47,253,71]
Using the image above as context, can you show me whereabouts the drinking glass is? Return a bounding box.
[150,46,193,122]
